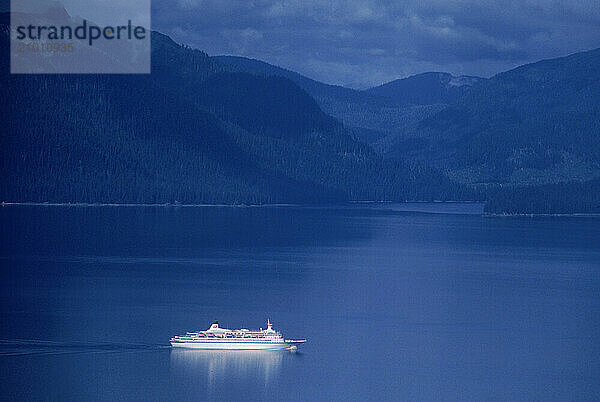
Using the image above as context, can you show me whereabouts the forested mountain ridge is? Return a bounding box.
[196,72,339,138]
[4,7,598,209]
[216,56,483,146]
[384,48,600,186]
[218,50,600,190]
[365,72,483,106]
[217,48,600,213]
[215,55,392,143]
[214,55,371,107]
[0,16,466,204]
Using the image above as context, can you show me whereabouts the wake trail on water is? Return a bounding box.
[0,339,170,357]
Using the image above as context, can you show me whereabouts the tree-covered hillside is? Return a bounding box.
[1,21,465,204]
[385,48,600,186]
[216,56,482,146]
[365,72,482,106]
[5,9,597,209]
[484,179,600,214]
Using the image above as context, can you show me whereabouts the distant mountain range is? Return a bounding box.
[216,56,481,107]
[1,10,599,210]
[216,56,480,145]
[0,18,462,204]
[365,72,482,105]
[383,49,600,186]
[218,49,600,188]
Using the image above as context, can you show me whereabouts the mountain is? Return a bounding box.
[214,55,370,107]
[383,48,600,185]
[365,72,483,106]
[216,57,481,145]
[195,72,339,138]
[0,19,465,204]
[215,55,390,143]
[8,9,595,206]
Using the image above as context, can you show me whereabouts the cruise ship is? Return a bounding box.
[170,320,306,350]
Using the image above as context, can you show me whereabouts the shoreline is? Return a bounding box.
[484,212,600,218]
[0,200,482,208]
[0,201,302,208]
[2,202,596,217]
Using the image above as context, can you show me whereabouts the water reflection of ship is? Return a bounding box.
[170,349,285,390]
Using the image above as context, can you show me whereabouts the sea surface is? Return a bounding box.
[1,203,599,401]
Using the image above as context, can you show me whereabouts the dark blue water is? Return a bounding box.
[1,204,599,401]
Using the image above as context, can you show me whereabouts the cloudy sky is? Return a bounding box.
[4,0,599,87]
[149,0,600,88]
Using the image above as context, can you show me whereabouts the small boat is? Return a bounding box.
[170,320,306,350]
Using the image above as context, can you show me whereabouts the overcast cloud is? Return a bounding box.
[151,0,600,87]
[4,0,598,87]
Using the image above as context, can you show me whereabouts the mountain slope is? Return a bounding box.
[214,55,369,107]
[0,70,338,204]
[1,20,464,203]
[216,56,481,145]
[215,55,391,143]
[150,37,466,201]
[196,72,339,138]
[366,72,483,106]
[385,48,600,185]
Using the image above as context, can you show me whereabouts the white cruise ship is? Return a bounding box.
[170,320,306,350]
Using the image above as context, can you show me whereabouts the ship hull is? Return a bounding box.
[170,341,292,350]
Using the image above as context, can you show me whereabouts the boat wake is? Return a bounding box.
[0,339,169,357]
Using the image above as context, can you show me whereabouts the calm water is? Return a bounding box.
[1,204,599,401]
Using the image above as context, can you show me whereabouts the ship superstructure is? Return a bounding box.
[170,320,306,350]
